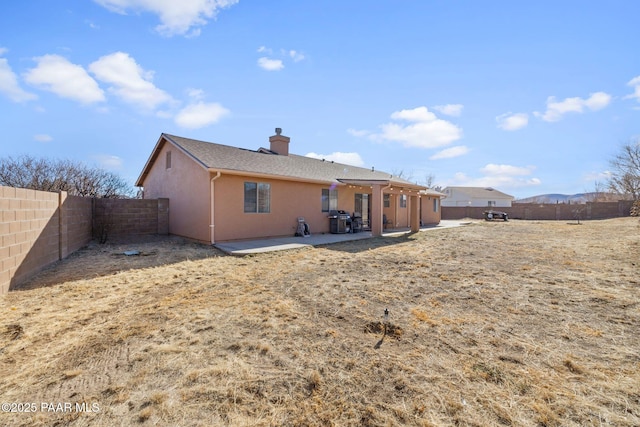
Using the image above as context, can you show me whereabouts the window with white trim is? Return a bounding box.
[399,194,407,208]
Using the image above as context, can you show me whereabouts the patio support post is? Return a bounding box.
[371,184,385,237]
[410,195,420,232]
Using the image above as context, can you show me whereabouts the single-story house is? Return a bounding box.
[136,129,443,243]
[440,186,514,208]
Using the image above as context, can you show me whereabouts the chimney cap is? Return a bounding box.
[275,127,282,135]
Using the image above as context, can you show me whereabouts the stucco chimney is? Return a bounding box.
[269,127,290,156]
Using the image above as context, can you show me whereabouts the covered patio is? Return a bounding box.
[337,178,425,237]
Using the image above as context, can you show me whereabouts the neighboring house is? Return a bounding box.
[136,130,442,243]
[440,186,514,208]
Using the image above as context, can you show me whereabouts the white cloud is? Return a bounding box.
[583,170,612,182]
[0,58,37,102]
[452,174,541,189]
[433,104,463,117]
[496,112,528,131]
[24,54,104,104]
[33,134,52,142]
[347,128,370,138]
[429,146,469,160]
[93,0,238,37]
[89,52,172,111]
[584,92,611,110]
[289,50,305,62]
[93,154,123,170]
[480,164,534,176]
[85,19,100,29]
[625,75,640,102]
[186,87,205,100]
[390,107,434,122]
[0,48,7,56]
[374,106,462,149]
[450,163,540,189]
[534,91,612,122]
[257,57,284,71]
[256,47,305,70]
[305,152,365,167]
[174,101,229,128]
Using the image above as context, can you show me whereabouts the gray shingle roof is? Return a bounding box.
[153,133,424,188]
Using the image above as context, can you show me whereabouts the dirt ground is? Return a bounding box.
[0,218,638,426]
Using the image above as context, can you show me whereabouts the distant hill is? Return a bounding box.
[516,193,592,204]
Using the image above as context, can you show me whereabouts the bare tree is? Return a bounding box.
[0,155,134,198]
[423,173,435,188]
[391,169,415,182]
[608,139,640,200]
[586,181,619,202]
[421,173,445,192]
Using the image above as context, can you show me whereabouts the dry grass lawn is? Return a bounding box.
[1,218,639,426]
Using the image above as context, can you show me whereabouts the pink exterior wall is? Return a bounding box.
[142,142,211,242]
[214,175,351,242]
[0,186,93,294]
[382,191,418,228]
[213,179,424,241]
[420,195,442,225]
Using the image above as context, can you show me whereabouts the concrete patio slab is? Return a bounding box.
[214,220,471,255]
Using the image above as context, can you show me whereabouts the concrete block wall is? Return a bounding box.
[442,201,634,221]
[1,185,169,294]
[587,201,633,219]
[93,198,169,239]
[158,198,169,235]
[63,195,93,258]
[1,186,67,294]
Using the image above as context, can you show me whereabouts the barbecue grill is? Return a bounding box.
[328,210,351,233]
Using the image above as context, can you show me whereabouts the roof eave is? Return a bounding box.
[135,133,166,187]
[207,168,343,186]
[207,170,427,190]
[420,189,447,198]
[338,178,427,191]
[136,133,210,187]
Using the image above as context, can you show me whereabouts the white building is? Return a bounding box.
[441,187,514,208]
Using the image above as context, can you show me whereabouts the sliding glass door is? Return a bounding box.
[354,193,371,229]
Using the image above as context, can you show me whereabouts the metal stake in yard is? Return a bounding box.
[374,308,390,349]
[384,308,389,335]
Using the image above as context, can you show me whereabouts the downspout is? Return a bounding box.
[210,171,221,244]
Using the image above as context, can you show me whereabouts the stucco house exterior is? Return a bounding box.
[136,130,443,243]
[420,188,446,223]
[440,186,514,208]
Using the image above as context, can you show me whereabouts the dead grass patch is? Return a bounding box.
[1,218,639,426]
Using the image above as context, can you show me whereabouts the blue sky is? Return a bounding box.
[1,1,638,199]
